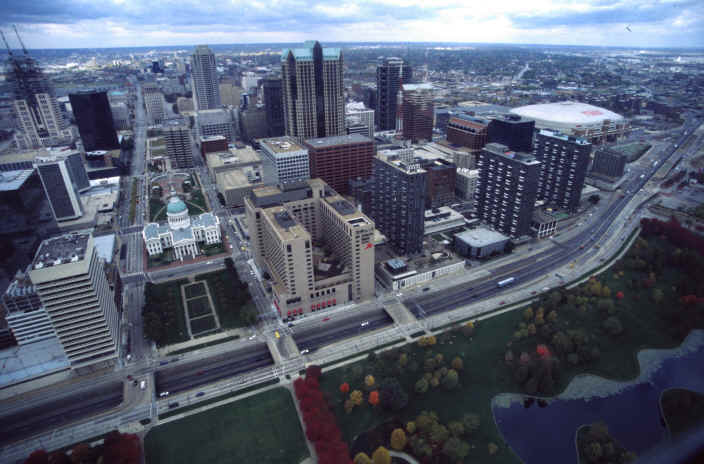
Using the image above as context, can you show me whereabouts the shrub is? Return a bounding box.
[390,428,407,450]
[371,446,391,464]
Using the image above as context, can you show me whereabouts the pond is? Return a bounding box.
[492,330,704,463]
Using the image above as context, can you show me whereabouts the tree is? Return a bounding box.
[344,399,355,414]
[442,369,459,390]
[390,428,407,450]
[442,437,470,461]
[588,194,601,204]
[339,382,350,395]
[603,316,623,335]
[69,443,97,464]
[547,310,558,323]
[353,453,372,464]
[415,377,429,394]
[305,365,322,380]
[364,374,375,388]
[350,390,364,406]
[488,442,499,455]
[462,413,481,434]
[652,288,664,304]
[368,390,380,407]
[429,423,450,443]
[461,321,475,336]
[523,307,534,321]
[552,331,574,354]
[583,442,603,463]
[379,378,408,411]
[371,446,391,464]
[406,421,417,434]
[616,291,624,300]
[48,452,71,464]
[451,356,464,370]
[448,421,464,437]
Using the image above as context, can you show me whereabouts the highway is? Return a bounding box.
[154,343,273,396]
[293,309,394,353]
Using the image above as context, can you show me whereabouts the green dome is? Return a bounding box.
[166,196,187,214]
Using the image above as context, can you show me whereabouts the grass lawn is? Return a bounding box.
[201,243,226,256]
[147,249,175,269]
[187,189,209,213]
[150,197,166,222]
[190,315,217,335]
[318,234,701,463]
[196,267,256,329]
[143,279,190,347]
[186,296,212,319]
[144,387,309,464]
[184,282,207,299]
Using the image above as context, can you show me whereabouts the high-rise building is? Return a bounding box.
[533,129,591,212]
[455,168,479,202]
[401,83,434,143]
[361,155,427,255]
[238,106,268,143]
[164,119,193,169]
[245,179,375,319]
[281,41,344,139]
[446,116,488,150]
[241,72,260,94]
[476,143,541,237]
[418,158,457,208]
[28,232,120,370]
[110,103,130,131]
[304,134,374,195]
[345,102,374,139]
[143,84,166,125]
[34,149,90,222]
[262,77,285,137]
[591,147,626,179]
[197,109,234,143]
[376,57,412,131]
[69,90,119,152]
[2,269,56,345]
[259,136,310,185]
[4,39,72,149]
[190,45,221,110]
[487,114,535,152]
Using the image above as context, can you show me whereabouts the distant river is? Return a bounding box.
[492,330,704,463]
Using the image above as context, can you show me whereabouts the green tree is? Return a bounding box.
[414,377,429,394]
[652,288,664,304]
[390,428,407,450]
[442,369,459,390]
[448,421,464,437]
[462,413,481,434]
[371,446,391,464]
[442,437,470,461]
[429,423,449,443]
[523,307,534,321]
[379,378,408,411]
[353,453,372,464]
[603,316,623,335]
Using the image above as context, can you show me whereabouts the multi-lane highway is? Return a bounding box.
[293,309,394,353]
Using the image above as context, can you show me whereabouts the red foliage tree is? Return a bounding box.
[616,291,624,300]
[305,365,322,380]
[339,382,350,394]
[24,450,48,464]
[368,390,380,406]
[47,451,71,464]
[536,344,551,359]
[103,432,141,464]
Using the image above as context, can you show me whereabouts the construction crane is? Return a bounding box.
[13,24,28,55]
[0,29,13,56]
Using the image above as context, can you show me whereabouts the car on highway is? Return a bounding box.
[422,287,430,292]
[168,402,179,409]
[361,321,369,327]
[322,317,330,322]
[275,331,280,338]
[300,349,310,355]
[159,391,170,397]
[499,301,506,305]
[140,380,146,390]
[531,291,537,295]
[196,392,205,397]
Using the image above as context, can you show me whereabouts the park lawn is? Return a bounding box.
[147,249,176,269]
[318,234,696,463]
[188,189,209,212]
[186,296,212,318]
[201,242,226,256]
[184,282,207,299]
[144,279,189,346]
[144,387,309,464]
[150,197,166,222]
[196,268,255,329]
[190,315,217,335]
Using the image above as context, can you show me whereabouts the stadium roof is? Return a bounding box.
[510,101,624,127]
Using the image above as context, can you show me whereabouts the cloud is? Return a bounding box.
[0,0,702,48]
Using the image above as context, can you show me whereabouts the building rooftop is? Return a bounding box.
[0,337,69,388]
[93,234,116,264]
[264,206,309,241]
[0,146,78,166]
[206,146,260,169]
[537,128,591,146]
[403,83,434,92]
[218,169,251,189]
[510,101,624,126]
[259,136,306,154]
[32,233,90,270]
[0,169,33,192]
[281,42,341,62]
[455,228,509,247]
[197,109,232,124]
[326,197,357,216]
[448,116,488,131]
[483,143,541,166]
[305,133,372,148]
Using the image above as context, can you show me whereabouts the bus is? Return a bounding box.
[497,277,515,288]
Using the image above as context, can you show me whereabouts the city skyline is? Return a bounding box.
[0,0,701,49]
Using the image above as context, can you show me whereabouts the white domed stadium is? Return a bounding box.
[510,101,629,144]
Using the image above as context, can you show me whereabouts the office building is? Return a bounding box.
[197,109,234,143]
[361,155,427,255]
[401,83,434,143]
[219,82,241,107]
[29,233,120,370]
[2,269,56,345]
[241,72,260,93]
[446,116,488,150]
[206,144,261,179]
[191,45,221,110]
[487,114,535,152]
[200,135,228,159]
[476,143,541,238]
[245,179,375,318]
[533,129,592,212]
[69,91,120,152]
[304,134,374,195]
[345,102,374,139]
[176,96,195,113]
[34,149,90,222]
[262,77,285,137]
[591,147,627,179]
[164,119,193,169]
[259,136,310,184]
[4,39,72,149]
[110,103,130,130]
[143,84,166,125]
[455,168,479,202]
[454,228,510,259]
[143,192,221,260]
[281,41,344,139]
[376,57,412,131]
[238,106,268,143]
[417,158,456,208]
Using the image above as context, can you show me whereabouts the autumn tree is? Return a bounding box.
[24,450,48,464]
[371,446,391,464]
[350,390,364,406]
[339,382,350,394]
[368,390,380,407]
[442,437,470,461]
[406,421,416,434]
[488,442,499,455]
[364,374,375,388]
[442,369,459,390]
[390,428,407,450]
[353,452,372,464]
[451,356,464,370]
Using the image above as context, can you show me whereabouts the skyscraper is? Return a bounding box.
[487,114,535,152]
[533,129,591,213]
[262,77,285,137]
[34,150,90,222]
[475,143,541,238]
[3,30,72,149]
[304,134,374,195]
[281,41,344,139]
[143,84,166,125]
[69,90,119,152]
[401,83,434,143]
[164,119,193,169]
[376,57,412,131]
[191,45,221,111]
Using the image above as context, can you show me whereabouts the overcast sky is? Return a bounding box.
[1,0,702,49]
